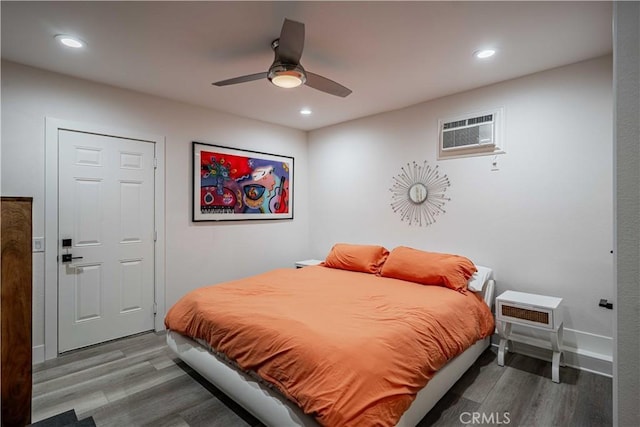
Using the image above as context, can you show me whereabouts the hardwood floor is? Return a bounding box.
[32,332,612,426]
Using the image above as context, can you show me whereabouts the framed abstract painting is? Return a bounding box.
[192,142,294,221]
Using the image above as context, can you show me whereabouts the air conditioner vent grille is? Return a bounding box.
[443,126,481,149]
[468,114,493,125]
[501,305,549,325]
[443,119,467,130]
[443,114,494,131]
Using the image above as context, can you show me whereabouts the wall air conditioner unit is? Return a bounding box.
[442,114,495,150]
[438,107,505,160]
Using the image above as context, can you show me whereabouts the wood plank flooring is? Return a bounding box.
[32,332,612,426]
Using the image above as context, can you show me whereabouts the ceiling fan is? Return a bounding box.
[213,18,352,98]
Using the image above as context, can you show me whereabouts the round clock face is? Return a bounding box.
[389,161,450,226]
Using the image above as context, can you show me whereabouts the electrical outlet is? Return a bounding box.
[33,237,45,252]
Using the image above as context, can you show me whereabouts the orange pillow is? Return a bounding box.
[380,246,477,291]
[324,243,390,274]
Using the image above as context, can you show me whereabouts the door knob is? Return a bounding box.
[61,254,84,263]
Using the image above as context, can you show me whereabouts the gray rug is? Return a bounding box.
[30,409,96,427]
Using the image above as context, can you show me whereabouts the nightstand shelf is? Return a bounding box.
[496,290,564,383]
[295,259,323,268]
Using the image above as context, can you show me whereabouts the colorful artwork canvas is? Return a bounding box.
[193,142,294,221]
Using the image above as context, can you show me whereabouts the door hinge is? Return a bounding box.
[153,157,158,169]
[153,303,158,315]
[154,230,158,242]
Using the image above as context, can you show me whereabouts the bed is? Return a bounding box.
[165,245,495,426]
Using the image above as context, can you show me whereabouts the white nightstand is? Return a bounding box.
[496,290,564,383]
[295,259,323,268]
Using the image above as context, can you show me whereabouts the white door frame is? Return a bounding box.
[45,117,166,360]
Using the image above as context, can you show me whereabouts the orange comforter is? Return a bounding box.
[165,266,494,426]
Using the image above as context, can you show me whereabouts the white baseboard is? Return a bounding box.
[33,344,45,365]
[491,327,612,377]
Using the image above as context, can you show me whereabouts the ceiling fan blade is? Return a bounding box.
[305,72,352,97]
[278,18,305,64]
[213,72,268,87]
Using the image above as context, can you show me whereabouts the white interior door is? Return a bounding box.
[58,129,156,352]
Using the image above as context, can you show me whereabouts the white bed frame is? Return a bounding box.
[167,279,495,427]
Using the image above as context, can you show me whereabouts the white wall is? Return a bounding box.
[308,56,614,369]
[1,56,616,373]
[0,60,309,357]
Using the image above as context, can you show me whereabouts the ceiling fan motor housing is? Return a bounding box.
[268,39,307,88]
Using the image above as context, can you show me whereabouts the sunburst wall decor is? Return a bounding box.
[389,161,451,226]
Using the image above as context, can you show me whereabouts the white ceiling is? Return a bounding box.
[1,1,612,131]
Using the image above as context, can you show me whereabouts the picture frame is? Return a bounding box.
[192,142,294,221]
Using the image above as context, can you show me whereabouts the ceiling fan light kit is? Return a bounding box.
[213,18,351,97]
[268,64,307,88]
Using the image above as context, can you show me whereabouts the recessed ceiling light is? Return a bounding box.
[55,34,85,49]
[300,108,312,115]
[474,49,496,59]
